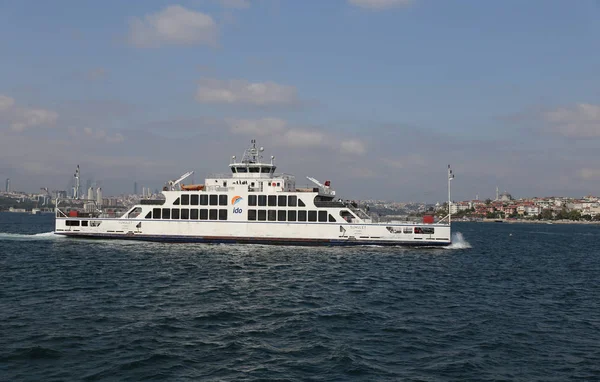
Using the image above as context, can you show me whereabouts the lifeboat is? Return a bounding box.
[180,184,205,191]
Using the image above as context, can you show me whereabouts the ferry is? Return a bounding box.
[54,140,453,246]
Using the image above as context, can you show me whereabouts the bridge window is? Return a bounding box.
[248,210,257,221]
[200,209,208,220]
[288,210,296,222]
[200,194,208,205]
[258,210,266,221]
[172,209,180,219]
[209,195,218,205]
[261,167,270,173]
[288,196,297,207]
[268,210,276,221]
[318,211,327,222]
[181,195,189,205]
[298,210,307,221]
[258,195,267,206]
[278,196,287,207]
[231,167,236,173]
[219,209,227,220]
[308,211,317,222]
[268,195,277,206]
[191,209,199,220]
[249,195,257,206]
[191,195,199,205]
[237,167,247,173]
[278,210,286,221]
[209,209,218,220]
[162,208,171,219]
[219,195,227,206]
[249,167,259,173]
[181,209,189,220]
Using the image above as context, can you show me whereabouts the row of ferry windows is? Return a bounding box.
[174,194,227,206]
[171,194,307,207]
[147,208,227,220]
[248,195,305,207]
[248,210,335,222]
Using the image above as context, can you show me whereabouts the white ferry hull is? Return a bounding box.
[55,219,451,247]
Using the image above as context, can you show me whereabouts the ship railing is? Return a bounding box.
[207,173,296,180]
[55,198,128,219]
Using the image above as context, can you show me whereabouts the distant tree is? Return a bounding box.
[568,210,581,221]
[485,198,492,205]
[582,214,592,221]
[540,209,554,220]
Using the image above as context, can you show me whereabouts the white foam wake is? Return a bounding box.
[445,232,472,249]
[0,231,64,241]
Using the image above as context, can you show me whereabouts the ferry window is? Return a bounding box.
[261,167,270,173]
[173,197,180,205]
[288,210,297,222]
[66,220,80,226]
[298,210,307,221]
[191,195,199,205]
[153,208,162,219]
[219,209,227,220]
[268,210,277,221]
[298,199,306,207]
[328,214,336,222]
[258,195,267,206]
[81,221,88,227]
[172,209,180,219]
[200,209,208,220]
[414,227,423,234]
[209,209,218,220]
[288,196,297,207]
[249,167,259,173]
[237,167,247,173]
[209,195,218,205]
[145,211,152,219]
[258,210,266,221]
[423,227,434,234]
[278,196,287,207]
[231,167,236,173]
[403,227,412,234]
[278,210,286,221]
[318,211,327,222]
[277,182,281,187]
[249,195,257,206]
[268,195,277,206]
[162,208,171,219]
[190,209,199,220]
[219,195,227,206]
[248,210,257,221]
[181,194,190,205]
[308,211,317,222]
[200,195,208,205]
[181,209,189,220]
[128,207,142,219]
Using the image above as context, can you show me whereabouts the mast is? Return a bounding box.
[448,165,454,225]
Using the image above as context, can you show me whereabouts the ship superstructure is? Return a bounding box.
[55,140,452,246]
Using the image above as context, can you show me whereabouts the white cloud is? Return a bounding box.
[340,139,366,155]
[226,117,287,135]
[196,78,299,106]
[577,168,600,180]
[543,103,600,138]
[129,5,217,47]
[348,0,413,10]
[0,94,58,132]
[72,127,125,143]
[281,129,326,147]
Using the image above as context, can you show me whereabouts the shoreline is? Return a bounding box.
[467,219,600,225]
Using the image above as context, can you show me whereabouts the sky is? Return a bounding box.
[1,0,600,202]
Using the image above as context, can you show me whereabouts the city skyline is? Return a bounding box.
[1,0,600,200]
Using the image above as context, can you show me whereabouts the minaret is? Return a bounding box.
[496,186,499,201]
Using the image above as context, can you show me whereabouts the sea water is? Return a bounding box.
[1,213,599,381]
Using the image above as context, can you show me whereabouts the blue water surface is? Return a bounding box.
[1,213,599,381]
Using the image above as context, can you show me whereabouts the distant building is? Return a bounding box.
[134,181,138,195]
[5,178,10,193]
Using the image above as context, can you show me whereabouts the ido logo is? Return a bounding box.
[231,196,243,214]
